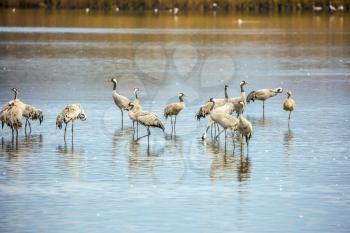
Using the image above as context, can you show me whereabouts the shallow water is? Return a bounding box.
[0,10,350,233]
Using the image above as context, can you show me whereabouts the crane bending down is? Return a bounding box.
[0,88,26,137]
[128,88,141,136]
[56,104,87,141]
[208,98,239,150]
[201,101,235,140]
[238,107,253,155]
[22,104,43,134]
[196,81,248,120]
[127,102,164,145]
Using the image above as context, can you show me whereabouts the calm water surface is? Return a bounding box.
[0,10,350,233]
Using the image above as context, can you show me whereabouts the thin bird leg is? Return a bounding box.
[246,136,249,156]
[263,101,265,118]
[64,123,67,141]
[71,120,74,141]
[232,131,236,154]
[137,121,139,137]
[288,111,291,121]
[132,120,135,131]
[28,121,31,134]
[174,116,177,134]
[147,128,150,145]
[202,125,211,140]
[136,129,151,141]
[25,119,28,133]
[120,109,124,129]
[170,116,173,134]
[215,128,225,141]
[224,130,227,150]
[240,134,243,148]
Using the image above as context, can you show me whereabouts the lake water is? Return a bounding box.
[0,9,350,233]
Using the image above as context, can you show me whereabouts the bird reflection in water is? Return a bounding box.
[205,140,251,183]
[56,141,85,178]
[248,116,276,128]
[1,134,43,158]
[237,155,251,183]
[128,140,156,183]
[1,134,43,178]
[209,145,236,182]
[284,129,294,156]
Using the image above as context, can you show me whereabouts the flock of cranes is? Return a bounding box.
[0,79,295,154]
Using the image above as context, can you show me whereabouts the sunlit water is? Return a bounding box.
[0,10,350,232]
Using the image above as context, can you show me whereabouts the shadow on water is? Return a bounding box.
[283,129,294,156]
[112,127,134,157]
[128,134,186,187]
[1,134,43,159]
[237,155,251,183]
[56,141,86,177]
[205,140,252,183]
[247,116,278,128]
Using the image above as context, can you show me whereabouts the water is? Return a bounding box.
[0,9,350,232]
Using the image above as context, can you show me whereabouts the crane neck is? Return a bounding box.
[179,95,184,102]
[135,91,138,100]
[210,100,215,111]
[113,81,117,91]
[240,84,245,93]
[224,87,228,100]
[13,91,17,100]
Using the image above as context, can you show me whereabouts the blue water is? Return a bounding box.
[0,10,350,233]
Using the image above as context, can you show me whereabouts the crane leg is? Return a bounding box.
[28,121,31,134]
[232,132,236,154]
[137,121,139,137]
[246,136,249,156]
[64,123,67,141]
[224,130,227,150]
[174,116,177,135]
[71,121,74,141]
[147,128,150,145]
[120,109,124,129]
[215,129,225,141]
[136,128,151,142]
[263,101,265,118]
[202,125,210,140]
[170,116,173,134]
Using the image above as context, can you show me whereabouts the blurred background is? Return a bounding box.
[0,0,348,13]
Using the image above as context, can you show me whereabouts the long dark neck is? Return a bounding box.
[113,82,116,91]
[240,84,245,93]
[224,87,228,100]
[13,91,17,100]
[179,95,184,102]
[135,91,138,100]
[210,101,215,111]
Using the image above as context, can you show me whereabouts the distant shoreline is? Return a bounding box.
[0,1,348,13]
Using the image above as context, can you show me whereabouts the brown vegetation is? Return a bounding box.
[0,0,348,12]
